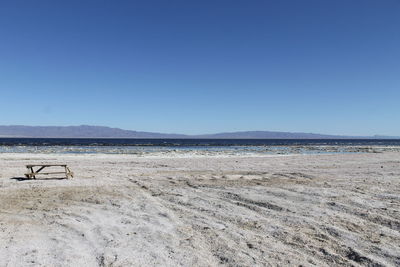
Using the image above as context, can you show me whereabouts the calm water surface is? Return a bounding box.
[0,138,399,155]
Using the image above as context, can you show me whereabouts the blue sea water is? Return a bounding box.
[0,138,399,155]
[1,138,400,147]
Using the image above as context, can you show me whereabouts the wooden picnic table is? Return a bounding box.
[25,164,74,179]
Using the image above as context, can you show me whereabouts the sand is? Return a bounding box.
[0,152,399,266]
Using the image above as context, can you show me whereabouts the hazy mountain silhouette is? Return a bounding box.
[0,125,397,139]
[0,125,186,138]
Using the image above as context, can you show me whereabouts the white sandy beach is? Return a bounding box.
[0,152,399,266]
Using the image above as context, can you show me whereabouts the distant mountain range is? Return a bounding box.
[0,125,398,139]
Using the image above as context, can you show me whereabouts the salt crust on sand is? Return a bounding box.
[0,152,399,266]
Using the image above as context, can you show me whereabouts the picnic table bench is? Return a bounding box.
[25,164,74,179]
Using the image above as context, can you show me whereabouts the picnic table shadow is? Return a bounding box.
[11,177,68,181]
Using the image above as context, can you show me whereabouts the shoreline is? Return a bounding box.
[1,144,400,157]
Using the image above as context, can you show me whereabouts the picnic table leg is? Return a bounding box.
[65,166,73,178]
[30,167,36,179]
[25,167,31,179]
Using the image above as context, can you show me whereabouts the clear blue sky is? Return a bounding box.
[1,0,399,135]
